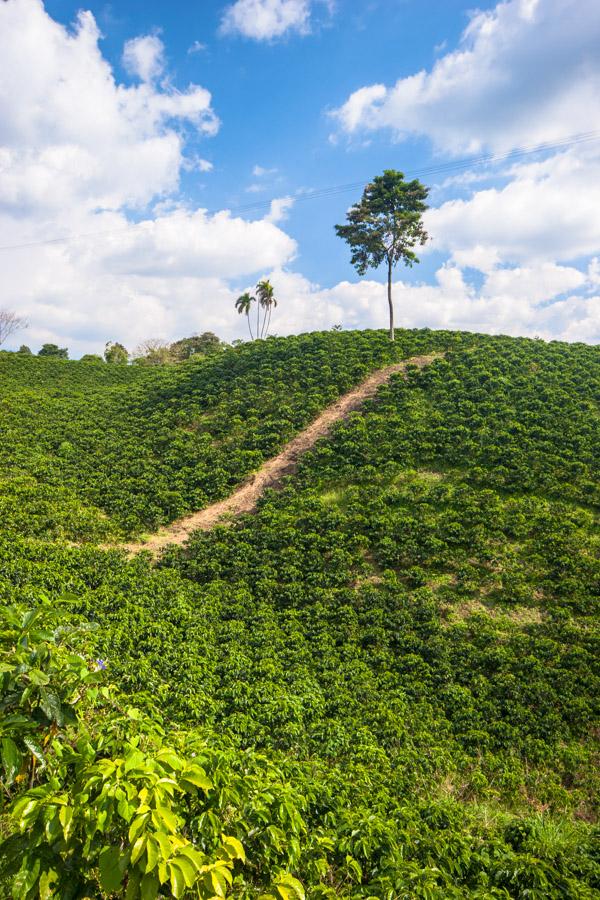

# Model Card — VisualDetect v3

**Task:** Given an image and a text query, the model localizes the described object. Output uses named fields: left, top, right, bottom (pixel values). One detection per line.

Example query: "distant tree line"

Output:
left=3, top=326, right=228, bottom=365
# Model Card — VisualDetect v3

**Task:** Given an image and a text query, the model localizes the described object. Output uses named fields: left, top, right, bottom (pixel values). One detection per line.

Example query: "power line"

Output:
left=1, top=129, right=599, bottom=253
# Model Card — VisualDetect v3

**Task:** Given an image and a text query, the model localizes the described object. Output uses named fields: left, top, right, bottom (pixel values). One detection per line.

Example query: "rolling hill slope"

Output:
left=1, top=330, right=599, bottom=899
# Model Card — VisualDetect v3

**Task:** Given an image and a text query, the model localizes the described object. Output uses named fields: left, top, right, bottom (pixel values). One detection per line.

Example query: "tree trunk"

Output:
left=247, top=312, right=254, bottom=341
left=387, top=258, right=394, bottom=341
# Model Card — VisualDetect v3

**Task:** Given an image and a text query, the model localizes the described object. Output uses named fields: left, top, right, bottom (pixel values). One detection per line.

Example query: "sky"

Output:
left=1, top=0, right=600, bottom=355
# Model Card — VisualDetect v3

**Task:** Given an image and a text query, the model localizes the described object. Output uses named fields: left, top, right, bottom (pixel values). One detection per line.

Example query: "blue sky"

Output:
left=45, top=0, right=482, bottom=286
left=1, top=0, right=600, bottom=353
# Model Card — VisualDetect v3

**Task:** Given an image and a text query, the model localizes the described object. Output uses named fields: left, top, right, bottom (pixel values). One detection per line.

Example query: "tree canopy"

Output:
left=335, top=170, right=429, bottom=340
left=38, top=343, right=68, bottom=359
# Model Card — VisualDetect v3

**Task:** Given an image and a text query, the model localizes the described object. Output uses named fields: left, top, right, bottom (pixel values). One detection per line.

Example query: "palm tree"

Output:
left=256, top=280, right=277, bottom=338
left=235, top=292, right=255, bottom=340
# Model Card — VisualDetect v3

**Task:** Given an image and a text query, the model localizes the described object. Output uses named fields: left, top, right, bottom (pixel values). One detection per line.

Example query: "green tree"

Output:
left=335, top=170, right=429, bottom=341
left=16, top=345, right=32, bottom=355
left=104, top=341, right=129, bottom=364
left=257, top=280, right=277, bottom=339
left=80, top=354, right=104, bottom=363
left=38, top=343, right=68, bottom=359
left=235, top=292, right=255, bottom=340
left=170, top=333, right=225, bottom=361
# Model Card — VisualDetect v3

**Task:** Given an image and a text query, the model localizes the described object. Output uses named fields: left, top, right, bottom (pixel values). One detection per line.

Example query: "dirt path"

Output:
left=122, top=354, right=441, bottom=555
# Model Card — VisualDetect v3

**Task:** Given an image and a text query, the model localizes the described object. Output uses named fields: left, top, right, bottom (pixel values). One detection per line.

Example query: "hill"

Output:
left=1, top=330, right=599, bottom=899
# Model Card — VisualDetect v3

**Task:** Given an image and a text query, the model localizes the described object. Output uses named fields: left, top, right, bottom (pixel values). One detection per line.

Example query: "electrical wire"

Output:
left=0, top=129, right=599, bottom=253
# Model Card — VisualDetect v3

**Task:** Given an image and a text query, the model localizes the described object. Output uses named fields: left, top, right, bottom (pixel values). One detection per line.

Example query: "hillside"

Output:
left=1, top=330, right=600, bottom=899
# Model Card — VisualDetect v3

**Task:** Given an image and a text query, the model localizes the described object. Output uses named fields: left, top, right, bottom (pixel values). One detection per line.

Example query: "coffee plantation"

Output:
left=1, top=329, right=599, bottom=898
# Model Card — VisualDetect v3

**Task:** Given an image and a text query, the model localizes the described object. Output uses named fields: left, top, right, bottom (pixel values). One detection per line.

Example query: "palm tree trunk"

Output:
left=247, top=311, right=254, bottom=340
left=387, top=258, right=394, bottom=341
left=256, top=301, right=261, bottom=340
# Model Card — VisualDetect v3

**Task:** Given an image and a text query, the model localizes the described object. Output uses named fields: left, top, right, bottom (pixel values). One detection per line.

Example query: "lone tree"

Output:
left=335, top=170, right=429, bottom=341
left=0, top=309, right=27, bottom=348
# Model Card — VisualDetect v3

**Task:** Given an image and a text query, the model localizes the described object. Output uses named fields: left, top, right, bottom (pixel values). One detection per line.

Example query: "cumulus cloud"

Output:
left=220, top=0, right=311, bottom=40
left=0, top=1, right=219, bottom=215
left=332, top=0, right=600, bottom=154
left=122, top=34, right=165, bottom=83
left=427, top=146, right=600, bottom=265
left=326, top=0, right=600, bottom=346
left=0, top=0, right=297, bottom=355
left=2, top=0, right=599, bottom=354
left=264, top=196, right=294, bottom=223
left=255, top=263, right=600, bottom=344
left=1, top=207, right=297, bottom=353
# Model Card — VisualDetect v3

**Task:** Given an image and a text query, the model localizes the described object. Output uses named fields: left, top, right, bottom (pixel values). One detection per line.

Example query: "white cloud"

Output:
left=2, top=0, right=599, bottom=355
left=227, top=265, right=600, bottom=341
left=220, top=0, right=311, bottom=41
left=332, top=0, right=600, bottom=154
left=122, top=34, right=165, bottom=83
left=253, top=164, right=278, bottom=177
left=0, top=1, right=219, bottom=215
left=264, top=196, right=294, bottom=223
left=188, top=40, right=207, bottom=54
left=0, top=1, right=296, bottom=355
left=1, top=206, right=297, bottom=353
left=182, top=155, right=214, bottom=173
left=427, top=145, right=600, bottom=265
left=255, top=263, right=600, bottom=344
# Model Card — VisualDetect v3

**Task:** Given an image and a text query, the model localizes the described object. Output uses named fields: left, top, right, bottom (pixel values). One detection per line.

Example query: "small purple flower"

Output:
left=96, top=658, right=107, bottom=670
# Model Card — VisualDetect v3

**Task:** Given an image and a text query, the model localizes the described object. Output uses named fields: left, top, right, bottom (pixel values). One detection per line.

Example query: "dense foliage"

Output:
left=0, top=330, right=456, bottom=537
left=1, top=329, right=599, bottom=897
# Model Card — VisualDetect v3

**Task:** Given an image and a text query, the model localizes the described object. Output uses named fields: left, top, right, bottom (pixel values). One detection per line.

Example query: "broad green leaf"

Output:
left=144, top=836, right=160, bottom=873
left=99, top=846, right=125, bottom=894
left=12, top=857, right=40, bottom=900
left=22, top=735, right=45, bottom=767
left=168, top=861, right=186, bottom=899
left=180, top=767, right=212, bottom=792
left=151, top=806, right=178, bottom=833
left=176, top=844, right=204, bottom=870
left=129, top=812, right=150, bottom=843
left=1, top=736, right=23, bottom=787
left=131, top=834, right=147, bottom=866
left=171, top=855, right=197, bottom=889
left=39, top=690, right=63, bottom=725
left=58, top=805, right=74, bottom=839
left=124, top=749, right=145, bottom=773
left=274, top=875, right=305, bottom=900
left=140, top=873, right=159, bottom=900
left=210, top=867, right=228, bottom=898
left=154, top=831, right=172, bottom=861
left=221, top=834, right=245, bottom=862
left=38, top=869, right=58, bottom=900
left=125, top=871, right=141, bottom=900
left=155, top=749, right=183, bottom=771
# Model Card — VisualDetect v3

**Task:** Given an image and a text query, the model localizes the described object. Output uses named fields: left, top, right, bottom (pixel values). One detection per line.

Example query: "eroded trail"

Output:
left=123, top=354, right=441, bottom=555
